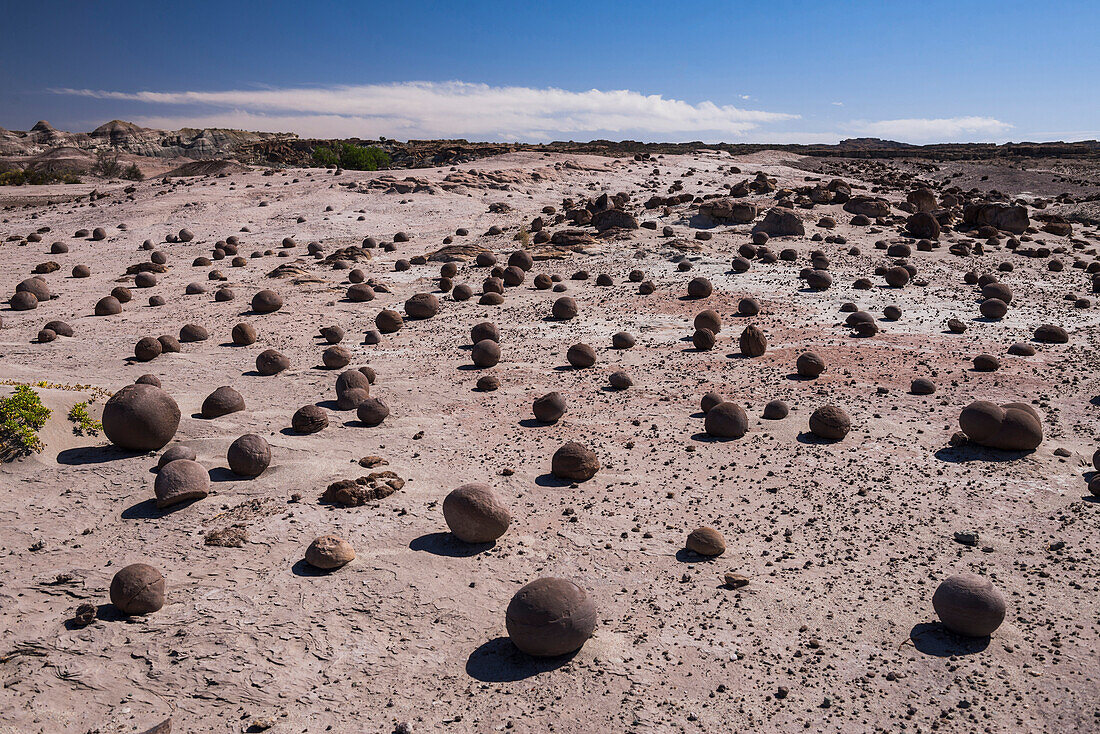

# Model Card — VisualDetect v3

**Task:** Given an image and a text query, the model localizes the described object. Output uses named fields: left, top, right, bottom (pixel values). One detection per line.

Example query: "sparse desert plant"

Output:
left=67, top=401, right=102, bottom=436
left=337, top=143, right=390, bottom=171
left=514, top=229, right=531, bottom=245
left=312, top=145, right=339, bottom=167
left=91, top=148, right=122, bottom=178
left=121, top=163, right=144, bottom=181
left=0, top=385, right=51, bottom=459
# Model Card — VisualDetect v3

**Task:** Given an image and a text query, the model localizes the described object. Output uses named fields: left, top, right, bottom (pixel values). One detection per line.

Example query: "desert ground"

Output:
left=1, top=149, right=1098, bottom=733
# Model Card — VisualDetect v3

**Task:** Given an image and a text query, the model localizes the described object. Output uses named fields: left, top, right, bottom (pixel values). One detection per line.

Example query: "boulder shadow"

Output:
left=315, top=399, right=342, bottom=411
left=409, top=532, right=494, bottom=557
left=121, top=497, right=196, bottom=519
left=675, top=548, right=719, bottom=564
left=796, top=431, right=838, bottom=445
left=909, top=622, right=990, bottom=656
left=290, top=559, right=332, bottom=577
left=690, top=432, right=724, bottom=443
left=57, top=444, right=141, bottom=465
left=519, top=418, right=552, bottom=428
left=208, top=466, right=240, bottom=482
left=465, top=637, right=577, bottom=682
left=534, top=473, right=572, bottom=488
left=933, top=445, right=1031, bottom=464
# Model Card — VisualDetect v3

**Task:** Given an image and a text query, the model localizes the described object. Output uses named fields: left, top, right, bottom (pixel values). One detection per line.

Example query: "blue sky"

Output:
left=2, top=0, right=1097, bottom=144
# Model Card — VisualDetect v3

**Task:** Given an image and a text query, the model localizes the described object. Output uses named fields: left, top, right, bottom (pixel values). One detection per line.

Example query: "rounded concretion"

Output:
left=305, top=535, right=355, bottom=570
left=932, top=573, right=1006, bottom=637
left=291, top=405, right=328, bottom=434
left=693, top=309, right=721, bottom=334
left=686, top=527, right=726, bottom=556
left=232, top=322, right=257, bottom=345
left=687, top=277, right=712, bottom=298
left=739, top=325, right=767, bottom=357
left=567, top=343, right=596, bottom=368
left=551, top=441, right=599, bottom=482
left=323, top=346, right=352, bottom=369
left=796, top=351, right=825, bottom=378
left=533, top=392, right=567, bottom=423
left=376, top=309, right=403, bottom=333
left=911, top=378, right=936, bottom=395
left=256, top=349, right=290, bottom=376
left=692, top=328, right=716, bottom=351
left=95, top=295, right=122, bottom=316
left=110, top=563, right=165, bottom=616
left=552, top=297, right=577, bottom=320
left=763, top=400, right=790, bottom=420
left=134, top=336, right=163, bottom=362
left=356, top=397, right=390, bottom=426
left=471, top=339, right=502, bottom=368
left=809, top=405, right=851, bottom=440
left=102, top=384, right=180, bottom=451
left=154, top=459, right=210, bottom=508
left=471, top=321, right=500, bottom=344
left=157, top=444, right=196, bottom=470
left=405, top=292, right=440, bottom=319
left=443, top=483, right=511, bottom=543
left=506, top=577, right=597, bottom=657
left=700, top=392, right=724, bottom=414
left=705, top=401, right=748, bottom=439
left=201, top=386, right=245, bottom=418
left=227, top=434, right=271, bottom=477
left=251, top=289, right=283, bottom=314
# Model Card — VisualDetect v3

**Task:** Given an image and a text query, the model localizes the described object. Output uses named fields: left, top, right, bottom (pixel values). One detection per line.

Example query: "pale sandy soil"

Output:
left=0, top=151, right=1098, bottom=734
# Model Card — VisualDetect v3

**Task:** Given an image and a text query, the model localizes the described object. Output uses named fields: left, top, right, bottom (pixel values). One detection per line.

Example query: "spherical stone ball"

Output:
left=739, top=324, right=767, bottom=357
left=149, top=295, right=166, bottom=307
left=179, top=323, right=209, bottom=342
left=185, top=282, right=207, bottom=295
left=705, top=402, right=748, bottom=439
left=608, top=370, right=633, bottom=390
left=693, top=309, right=721, bottom=334
left=405, top=292, right=439, bottom=319
left=323, top=346, right=352, bottom=369
left=981, top=281, right=1013, bottom=304
left=356, top=397, right=390, bottom=426
left=471, top=321, right=500, bottom=344
left=700, top=392, right=724, bottom=414
left=134, top=272, right=157, bottom=288
left=95, top=295, right=122, bottom=316
left=336, top=369, right=371, bottom=399
left=610, top=332, right=636, bottom=350
left=72, top=264, right=91, bottom=278
left=337, top=387, right=371, bottom=411
left=502, top=265, right=525, bottom=287
left=804, top=269, right=833, bottom=291
left=947, top=318, right=967, bottom=334
left=687, top=277, right=712, bottom=298
left=349, top=268, right=366, bottom=283
left=1008, top=342, right=1036, bottom=356
left=763, top=400, right=790, bottom=420
left=552, top=296, right=578, bottom=320
left=476, top=375, right=500, bottom=391
left=157, top=335, right=181, bottom=354
left=16, top=277, right=50, bottom=301
left=796, top=351, right=825, bottom=378
left=738, top=298, right=761, bottom=316
left=533, top=392, right=567, bottom=423
left=884, top=266, right=910, bottom=287
left=932, top=573, right=1007, bottom=637
left=551, top=441, right=600, bottom=482
left=479, top=292, right=504, bottom=306
left=251, top=289, right=283, bottom=314
left=135, top=374, right=162, bottom=387
left=692, top=328, right=716, bottom=351
left=157, top=444, right=197, bottom=470
left=154, top=458, right=210, bottom=508
left=452, top=284, right=473, bottom=301
left=533, top=273, right=553, bottom=289
left=809, top=405, right=851, bottom=440
left=320, top=325, right=345, bottom=344
left=364, top=329, right=382, bottom=344
left=232, top=322, right=257, bottom=346
left=201, top=386, right=245, bottom=418
left=567, top=343, right=596, bottom=368
left=256, top=349, right=290, bottom=376
left=305, top=535, right=355, bottom=570
left=292, top=405, right=328, bottom=434
left=102, top=383, right=180, bottom=451
left=910, top=378, right=936, bottom=395
left=482, top=277, right=504, bottom=295
left=979, top=298, right=1008, bottom=320
left=214, top=288, right=235, bottom=302
left=347, top=283, right=376, bottom=302
left=134, top=336, right=163, bottom=362
left=506, top=577, right=597, bottom=657
left=638, top=280, right=656, bottom=295
left=508, top=250, right=534, bottom=271
left=471, top=339, right=501, bottom=368
left=973, top=354, right=1000, bottom=372
left=110, top=563, right=165, bottom=616
left=443, top=483, right=511, bottom=543
left=1034, top=324, right=1068, bottom=344
left=730, top=256, right=751, bottom=273
left=227, top=434, right=271, bottom=477
left=686, top=527, right=726, bottom=556
left=959, top=401, right=1042, bottom=451
left=44, top=320, right=73, bottom=337
left=376, top=309, right=403, bottom=333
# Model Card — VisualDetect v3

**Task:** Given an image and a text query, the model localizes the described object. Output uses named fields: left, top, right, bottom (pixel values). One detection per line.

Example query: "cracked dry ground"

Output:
left=0, top=150, right=1098, bottom=733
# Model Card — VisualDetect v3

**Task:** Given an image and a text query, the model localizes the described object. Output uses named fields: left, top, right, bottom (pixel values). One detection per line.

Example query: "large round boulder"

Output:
left=102, top=384, right=180, bottom=451
left=506, top=578, right=597, bottom=657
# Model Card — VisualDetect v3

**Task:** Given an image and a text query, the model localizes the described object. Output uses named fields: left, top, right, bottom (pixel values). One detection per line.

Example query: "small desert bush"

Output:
left=312, top=146, right=339, bottom=167
left=0, top=385, right=51, bottom=458
left=121, top=163, right=144, bottom=181
left=67, top=401, right=101, bottom=436
left=91, top=148, right=122, bottom=178
left=0, top=169, right=81, bottom=186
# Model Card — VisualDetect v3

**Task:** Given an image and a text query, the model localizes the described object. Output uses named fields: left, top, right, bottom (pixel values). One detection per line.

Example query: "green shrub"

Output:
left=338, top=144, right=390, bottom=171
left=0, top=386, right=51, bottom=457
left=91, top=148, right=122, bottom=178
left=121, top=164, right=144, bottom=181
left=312, top=146, right=339, bottom=167
left=67, top=401, right=101, bottom=436
left=0, top=169, right=81, bottom=186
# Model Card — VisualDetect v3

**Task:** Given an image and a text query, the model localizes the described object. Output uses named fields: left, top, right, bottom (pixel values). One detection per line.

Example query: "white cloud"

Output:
left=844, top=116, right=1012, bottom=143
left=54, top=81, right=799, bottom=142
